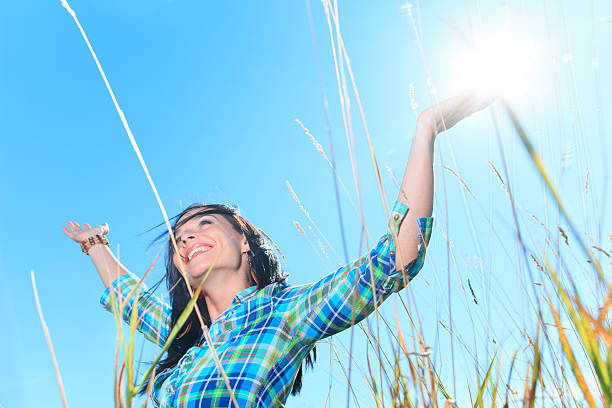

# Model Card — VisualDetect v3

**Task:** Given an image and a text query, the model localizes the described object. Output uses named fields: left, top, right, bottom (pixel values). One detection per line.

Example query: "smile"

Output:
left=186, top=244, right=213, bottom=263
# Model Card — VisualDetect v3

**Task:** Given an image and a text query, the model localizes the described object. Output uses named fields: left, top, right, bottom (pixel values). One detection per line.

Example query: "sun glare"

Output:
left=453, top=33, right=539, bottom=96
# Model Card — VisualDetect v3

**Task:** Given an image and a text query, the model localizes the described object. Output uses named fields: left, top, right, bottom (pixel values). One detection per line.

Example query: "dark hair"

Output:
left=141, top=203, right=316, bottom=396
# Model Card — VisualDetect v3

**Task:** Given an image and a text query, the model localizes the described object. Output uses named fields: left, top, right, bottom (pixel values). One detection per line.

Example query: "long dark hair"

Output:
left=142, top=204, right=316, bottom=395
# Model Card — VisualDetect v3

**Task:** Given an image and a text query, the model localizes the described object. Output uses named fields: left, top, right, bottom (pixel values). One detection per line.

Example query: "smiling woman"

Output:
left=62, top=91, right=491, bottom=407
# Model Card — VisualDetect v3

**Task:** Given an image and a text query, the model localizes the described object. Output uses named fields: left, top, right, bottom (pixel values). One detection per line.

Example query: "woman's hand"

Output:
left=418, top=90, right=495, bottom=137
left=63, top=221, right=127, bottom=287
left=62, top=221, right=108, bottom=243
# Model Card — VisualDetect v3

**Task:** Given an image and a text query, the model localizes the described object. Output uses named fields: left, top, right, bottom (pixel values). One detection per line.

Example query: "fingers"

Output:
left=63, top=221, right=109, bottom=239
left=62, top=221, right=82, bottom=241
left=65, top=221, right=82, bottom=232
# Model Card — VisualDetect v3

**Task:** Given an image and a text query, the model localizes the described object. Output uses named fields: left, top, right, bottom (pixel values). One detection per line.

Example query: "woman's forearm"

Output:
left=88, top=244, right=130, bottom=288
left=395, top=118, right=435, bottom=267
left=63, top=221, right=130, bottom=288
left=393, top=91, right=493, bottom=269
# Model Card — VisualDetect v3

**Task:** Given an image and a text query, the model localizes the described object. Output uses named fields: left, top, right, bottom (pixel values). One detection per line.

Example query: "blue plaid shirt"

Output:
left=101, top=201, right=433, bottom=407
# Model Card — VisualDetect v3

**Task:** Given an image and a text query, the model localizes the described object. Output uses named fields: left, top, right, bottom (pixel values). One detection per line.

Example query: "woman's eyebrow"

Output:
left=175, top=214, right=216, bottom=241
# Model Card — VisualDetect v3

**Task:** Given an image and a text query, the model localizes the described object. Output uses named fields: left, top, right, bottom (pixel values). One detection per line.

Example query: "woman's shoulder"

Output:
left=263, top=280, right=316, bottom=307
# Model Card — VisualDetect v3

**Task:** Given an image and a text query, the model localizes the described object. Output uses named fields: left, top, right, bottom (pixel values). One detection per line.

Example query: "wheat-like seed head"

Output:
left=292, top=220, right=305, bottom=234
left=400, top=2, right=413, bottom=19
left=409, top=82, right=418, bottom=113
left=295, top=118, right=328, bottom=160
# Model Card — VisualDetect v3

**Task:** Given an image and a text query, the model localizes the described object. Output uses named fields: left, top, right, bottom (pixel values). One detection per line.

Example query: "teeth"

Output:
left=187, top=246, right=210, bottom=262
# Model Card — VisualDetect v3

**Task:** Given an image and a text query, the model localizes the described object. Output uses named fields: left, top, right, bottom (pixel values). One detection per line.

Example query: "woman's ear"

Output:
left=241, top=236, right=251, bottom=253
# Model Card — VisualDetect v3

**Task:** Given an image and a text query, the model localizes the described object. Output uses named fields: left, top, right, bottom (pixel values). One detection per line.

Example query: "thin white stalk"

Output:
left=31, top=270, right=69, bottom=408
left=57, top=2, right=239, bottom=407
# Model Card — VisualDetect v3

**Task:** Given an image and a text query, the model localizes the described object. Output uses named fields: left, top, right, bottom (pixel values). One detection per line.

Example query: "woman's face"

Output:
left=172, top=210, right=250, bottom=288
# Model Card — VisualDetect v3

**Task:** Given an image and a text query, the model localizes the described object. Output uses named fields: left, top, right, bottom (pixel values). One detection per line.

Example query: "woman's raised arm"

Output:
left=63, top=221, right=172, bottom=345
left=280, top=91, right=493, bottom=343
left=394, top=91, right=493, bottom=269
left=62, top=221, right=129, bottom=288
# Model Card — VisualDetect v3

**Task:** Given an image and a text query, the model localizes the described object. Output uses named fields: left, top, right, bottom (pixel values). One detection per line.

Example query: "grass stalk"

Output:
left=30, top=270, right=69, bottom=408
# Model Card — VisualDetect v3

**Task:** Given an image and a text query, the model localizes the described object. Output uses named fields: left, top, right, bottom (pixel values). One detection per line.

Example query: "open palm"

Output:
left=421, top=90, right=495, bottom=135
left=62, top=221, right=108, bottom=243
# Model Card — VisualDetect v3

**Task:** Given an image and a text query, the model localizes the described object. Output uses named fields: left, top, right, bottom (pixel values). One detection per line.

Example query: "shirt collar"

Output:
left=232, top=285, right=258, bottom=305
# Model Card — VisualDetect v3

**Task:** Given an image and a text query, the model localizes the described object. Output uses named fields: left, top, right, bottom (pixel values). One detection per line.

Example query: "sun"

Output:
left=452, top=32, right=539, bottom=97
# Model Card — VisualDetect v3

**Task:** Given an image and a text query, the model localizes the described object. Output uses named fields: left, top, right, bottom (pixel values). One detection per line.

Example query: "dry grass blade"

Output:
left=295, top=117, right=361, bottom=218
left=409, top=82, right=418, bottom=118
left=546, top=273, right=598, bottom=408
left=324, top=0, right=391, bottom=220
left=592, top=246, right=610, bottom=258
left=529, top=254, right=544, bottom=272
left=524, top=329, right=541, bottom=408
left=295, top=118, right=329, bottom=161
left=441, top=164, right=475, bottom=198
left=504, top=349, right=519, bottom=407
left=135, top=248, right=223, bottom=390
left=286, top=180, right=343, bottom=262
left=502, top=100, right=604, bottom=283
left=558, top=227, right=569, bottom=246
left=550, top=300, right=598, bottom=406
left=489, top=160, right=507, bottom=190
left=118, top=362, right=126, bottom=407
left=257, top=228, right=286, bottom=261
left=365, top=352, right=382, bottom=408
left=467, top=278, right=478, bottom=304
left=585, top=170, right=590, bottom=195
left=491, top=359, right=501, bottom=408
left=529, top=213, right=549, bottom=232
left=30, top=270, right=69, bottom=408
left=474, top=351, right=496, bottom=408
left=57, top=1, right=240, bottom=405
left=140, top=367, right=156, bottom=408
left=578, top=303, right=612, bottom=350
left=550, top=263, right=612, bottom=404
left=293, top=220, right=305, bottom=234
left=598, top=287, right=612, bottom=323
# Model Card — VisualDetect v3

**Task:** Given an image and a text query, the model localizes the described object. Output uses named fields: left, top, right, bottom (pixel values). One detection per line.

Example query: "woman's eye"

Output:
left=199, top=219, right=212, bottom=226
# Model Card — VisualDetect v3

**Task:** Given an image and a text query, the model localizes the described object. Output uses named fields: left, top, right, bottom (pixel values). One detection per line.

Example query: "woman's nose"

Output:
left=180, top=234, right=196, bottom=245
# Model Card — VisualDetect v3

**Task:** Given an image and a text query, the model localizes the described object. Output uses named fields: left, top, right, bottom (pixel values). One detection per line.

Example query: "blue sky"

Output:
left=1, top=1, right=611, bottom=407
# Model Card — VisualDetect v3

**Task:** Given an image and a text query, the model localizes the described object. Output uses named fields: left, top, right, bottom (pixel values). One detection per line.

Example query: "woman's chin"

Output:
left=188, top=268, right=213, bottom=289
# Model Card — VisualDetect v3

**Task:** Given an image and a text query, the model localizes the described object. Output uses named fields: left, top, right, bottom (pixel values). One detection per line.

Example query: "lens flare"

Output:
left=453, top=33, right=539, bottom=96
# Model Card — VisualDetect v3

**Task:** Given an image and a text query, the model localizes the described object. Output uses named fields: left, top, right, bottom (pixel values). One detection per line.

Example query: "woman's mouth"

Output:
left=186, top=244, right=213, bottom=263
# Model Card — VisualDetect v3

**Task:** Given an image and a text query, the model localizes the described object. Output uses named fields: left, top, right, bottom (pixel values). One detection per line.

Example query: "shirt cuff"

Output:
left=381, top=208, right=434, bottom=293
left=402, top=216, right=434, bottom=279
left=100, top=272, right=142, bottom=312
left=388, top=200, right=409, bottom=235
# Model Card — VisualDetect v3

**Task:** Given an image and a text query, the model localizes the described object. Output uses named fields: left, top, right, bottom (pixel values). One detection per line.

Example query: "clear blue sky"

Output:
left=1, top=1, right=610, bottom=407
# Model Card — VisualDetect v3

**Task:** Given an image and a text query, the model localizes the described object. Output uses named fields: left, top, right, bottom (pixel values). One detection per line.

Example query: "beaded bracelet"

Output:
left=80, top=234, right=110, bottom=255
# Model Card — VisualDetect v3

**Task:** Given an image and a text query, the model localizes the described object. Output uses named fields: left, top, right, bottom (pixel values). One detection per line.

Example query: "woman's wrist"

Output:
left=80, top=234, right=110, bottom=255
left=415, top=111, right=437, bottom=145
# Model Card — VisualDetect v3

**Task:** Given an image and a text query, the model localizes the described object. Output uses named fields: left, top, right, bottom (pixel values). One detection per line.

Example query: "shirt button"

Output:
left=393, top=214, right=400, bottom=221
left=382, top=281, right=394, bottom=292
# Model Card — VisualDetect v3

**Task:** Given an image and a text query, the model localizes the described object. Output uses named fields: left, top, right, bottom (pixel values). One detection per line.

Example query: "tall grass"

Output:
left=33, top=1, right=610, bottom=407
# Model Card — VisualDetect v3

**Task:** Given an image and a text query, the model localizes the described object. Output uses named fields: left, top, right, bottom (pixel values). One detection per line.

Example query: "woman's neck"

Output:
left=199, top=268, right=252, bottom=323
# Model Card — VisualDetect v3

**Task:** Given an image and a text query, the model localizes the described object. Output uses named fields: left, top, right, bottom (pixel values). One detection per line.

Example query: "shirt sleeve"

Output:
left=281, top=201, right=434, bottom=343
left=100, top=272, right=172, bottom=346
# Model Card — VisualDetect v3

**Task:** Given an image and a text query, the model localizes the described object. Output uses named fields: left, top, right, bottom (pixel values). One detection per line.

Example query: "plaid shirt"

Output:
left=101, top=201, right=433, bottom=407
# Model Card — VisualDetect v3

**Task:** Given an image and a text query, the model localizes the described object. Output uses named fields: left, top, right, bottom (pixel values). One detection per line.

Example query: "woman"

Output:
left=63, top=91, right=492, bottom=407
